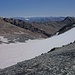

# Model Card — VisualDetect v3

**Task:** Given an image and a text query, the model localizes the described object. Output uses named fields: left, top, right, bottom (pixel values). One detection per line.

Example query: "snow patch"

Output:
left=25, top=19, right=30, bottom=20
left=0, top=28, right=75, bottom=68
left=0, top=36, right=8, bottom=42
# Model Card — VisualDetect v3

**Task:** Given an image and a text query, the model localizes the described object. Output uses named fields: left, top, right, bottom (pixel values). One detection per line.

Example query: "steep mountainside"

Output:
left=58, top=17, right=75, bottom=34
left=62, top=17, right=75, bottom=24
left=3, top=17, right=75, bottom=37
left=0, top=42, right=75, bottom=75
left=31, top=17, right=75, bottom=35
left=0, top=18, right=33, bottom=35
left=0, top=17, right=75, bottom=43
left=0, top=18, right=47, bottom=43
left=3, top=18, right=52, bottom=37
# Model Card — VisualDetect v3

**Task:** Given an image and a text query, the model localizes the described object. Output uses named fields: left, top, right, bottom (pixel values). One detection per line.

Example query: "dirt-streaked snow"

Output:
left=0, top=36, right=8, bottom=42
left=0, top=28, right=75, bottom=69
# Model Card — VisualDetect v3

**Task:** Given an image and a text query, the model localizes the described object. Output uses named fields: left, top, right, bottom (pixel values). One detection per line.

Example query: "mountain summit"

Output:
left=62, top=16, right=75, bottom=24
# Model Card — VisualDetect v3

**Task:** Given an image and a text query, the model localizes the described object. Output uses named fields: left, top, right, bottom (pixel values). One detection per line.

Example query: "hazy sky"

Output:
left=0, top=0, right=75, bottom=17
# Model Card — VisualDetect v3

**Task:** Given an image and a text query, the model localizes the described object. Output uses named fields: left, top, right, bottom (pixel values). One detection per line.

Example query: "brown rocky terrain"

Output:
left=0, top=16, right=75, bottom=43
left=3, top=17, right=75, bottom=36
left=0, top=17, right=48, bottom=43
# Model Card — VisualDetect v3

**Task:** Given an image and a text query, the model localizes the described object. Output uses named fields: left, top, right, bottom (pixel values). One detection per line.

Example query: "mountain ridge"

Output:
left=0, top=16, right=75, bottom=43
left=3, top=17, right=75, bottom=36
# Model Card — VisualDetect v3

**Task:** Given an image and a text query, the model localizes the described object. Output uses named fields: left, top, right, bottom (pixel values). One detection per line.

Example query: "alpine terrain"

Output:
left=0, top=16, right=75, bottom=75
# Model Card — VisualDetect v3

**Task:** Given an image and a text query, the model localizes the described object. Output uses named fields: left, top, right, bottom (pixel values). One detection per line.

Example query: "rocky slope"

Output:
left=31, top=17, right=75, bottom=35
left=0, top=42, right=75, bottom=75
left=0, top=17, right=75, bottom=43
left=3, top=18, right=53, bottom=37
left=0, top=17, right=46, bottom=43
left=58, top=17, right=75, bottom=34
left=2, top=17, right=75, bottom=37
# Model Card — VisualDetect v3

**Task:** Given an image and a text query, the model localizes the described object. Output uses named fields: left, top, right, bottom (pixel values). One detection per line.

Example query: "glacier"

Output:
left=0, top=27, right=75, bottom=69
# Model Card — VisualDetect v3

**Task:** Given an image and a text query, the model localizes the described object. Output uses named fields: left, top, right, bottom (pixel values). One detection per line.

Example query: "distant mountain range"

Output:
left=13, top=17, right=65, bottom=23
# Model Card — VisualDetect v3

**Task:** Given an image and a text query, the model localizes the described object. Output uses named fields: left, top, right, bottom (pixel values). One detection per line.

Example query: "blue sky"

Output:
left=0, top=0, right=75, bottom=17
